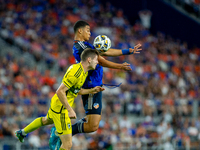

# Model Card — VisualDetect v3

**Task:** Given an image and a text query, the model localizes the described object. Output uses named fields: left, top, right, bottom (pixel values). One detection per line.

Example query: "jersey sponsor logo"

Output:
left=93, top=103, right=99, bottom=109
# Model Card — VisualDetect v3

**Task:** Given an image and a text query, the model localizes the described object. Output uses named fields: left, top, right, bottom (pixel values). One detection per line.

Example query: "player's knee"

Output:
left=41, top=117, right=51, bottom=125
left=89, top=122, right=99, bottom=132
left=61, top=141, right=72, bottom=150
left=41, top=117, right=47, bottom=125
left=91, top=126, right=98, bottom=132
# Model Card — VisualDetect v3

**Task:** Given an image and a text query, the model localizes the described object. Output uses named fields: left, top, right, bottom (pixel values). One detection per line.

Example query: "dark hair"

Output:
left=81, top=48, right=99, bottom=61
left=74, top=20, right=89, bottom=33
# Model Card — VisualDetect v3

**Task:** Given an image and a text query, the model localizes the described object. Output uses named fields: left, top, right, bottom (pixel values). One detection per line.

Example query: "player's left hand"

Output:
left=91, top=86, right=105, bottom=94
left=129, top=43, right=142, bottom=54
left=121, top=62, right=132, bottom=71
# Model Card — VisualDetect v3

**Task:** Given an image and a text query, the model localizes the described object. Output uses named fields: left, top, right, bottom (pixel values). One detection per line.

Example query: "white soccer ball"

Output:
left=93, top=35, right=111, bottom=53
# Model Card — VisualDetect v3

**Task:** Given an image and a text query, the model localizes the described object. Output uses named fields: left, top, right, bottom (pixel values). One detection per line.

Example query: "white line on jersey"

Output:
left=78, top=41, right=87, bottom=49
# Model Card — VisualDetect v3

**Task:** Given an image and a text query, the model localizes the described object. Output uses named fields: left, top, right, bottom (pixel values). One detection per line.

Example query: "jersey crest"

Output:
left=93, top=103, right=99, bottom=109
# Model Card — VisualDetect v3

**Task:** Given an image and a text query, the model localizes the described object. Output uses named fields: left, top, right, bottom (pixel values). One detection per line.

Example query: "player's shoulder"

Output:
left=68, top=63, right=80, bottom=72
left=74, top=40, right=87, bottom=50
left=74, top=40, right=93, bottom=50
left=85, top=41, right=94, bottom=49
left=68, top=63, right=83, bottom=78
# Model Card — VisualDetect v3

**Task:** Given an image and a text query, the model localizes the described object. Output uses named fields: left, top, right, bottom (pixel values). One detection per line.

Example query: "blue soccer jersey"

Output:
left=73, top=40, right=103, bottom=88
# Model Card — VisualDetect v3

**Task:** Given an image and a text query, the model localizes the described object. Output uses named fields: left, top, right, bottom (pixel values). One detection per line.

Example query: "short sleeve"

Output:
left=62, top=73, right=76, bottom=88
left=62, top=66, right=76, bottom=88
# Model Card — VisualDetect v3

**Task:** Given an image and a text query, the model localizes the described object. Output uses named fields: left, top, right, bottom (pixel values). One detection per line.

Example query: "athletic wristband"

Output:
left=122, top=49, right=130, bottom=55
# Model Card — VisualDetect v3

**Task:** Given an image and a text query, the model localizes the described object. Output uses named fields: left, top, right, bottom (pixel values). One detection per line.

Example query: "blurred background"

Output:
left=0, top=0, right=200, bottom=149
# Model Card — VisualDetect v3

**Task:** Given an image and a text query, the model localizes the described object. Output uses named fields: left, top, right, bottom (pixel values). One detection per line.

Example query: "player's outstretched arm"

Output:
left=101, top=43, right=142, bottom=56
left=98, top=56, right=132, bottom=71
left=78, top=86, right=105, bottom=95
left=56, top=83, right=76, bottom=119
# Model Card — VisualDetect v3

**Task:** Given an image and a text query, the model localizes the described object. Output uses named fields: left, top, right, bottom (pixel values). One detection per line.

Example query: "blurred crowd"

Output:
left=0, top=0, right=200, bottom=149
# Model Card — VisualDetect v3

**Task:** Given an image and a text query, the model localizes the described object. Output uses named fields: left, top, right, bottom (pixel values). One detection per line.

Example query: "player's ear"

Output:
left=78, top=28, right=82, bottom=34
left=88, top=57, right=91, bottom=63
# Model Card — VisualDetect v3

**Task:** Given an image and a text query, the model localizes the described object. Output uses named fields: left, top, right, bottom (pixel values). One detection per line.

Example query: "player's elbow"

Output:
left=98, top=60, right=105, bottom=67
left=56, top=88, right=61, bottom=95
left=56, top=88, right=64, bottom=97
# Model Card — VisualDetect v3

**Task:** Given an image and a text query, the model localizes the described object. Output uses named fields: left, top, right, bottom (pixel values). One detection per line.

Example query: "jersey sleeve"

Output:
left=73, top=41, right=95, bottom=63
left=62, top=67, right=77, bottom=89
left=73, top=42, right=86, bottom=63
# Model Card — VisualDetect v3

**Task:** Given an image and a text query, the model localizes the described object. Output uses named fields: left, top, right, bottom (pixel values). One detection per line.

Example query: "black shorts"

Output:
left=82, top=91, right=102, bottom=115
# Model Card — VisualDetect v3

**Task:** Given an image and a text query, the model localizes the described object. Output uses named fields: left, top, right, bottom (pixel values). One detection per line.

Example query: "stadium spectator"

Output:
left=0, top=0, right=199, bottom=149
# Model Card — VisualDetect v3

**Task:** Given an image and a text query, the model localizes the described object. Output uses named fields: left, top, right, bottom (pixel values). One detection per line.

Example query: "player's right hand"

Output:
left=121, top=62, right=132, bottom=71
left=68, top=109, right=77, bottom=119
left=91, top=86, right=105, bottom=94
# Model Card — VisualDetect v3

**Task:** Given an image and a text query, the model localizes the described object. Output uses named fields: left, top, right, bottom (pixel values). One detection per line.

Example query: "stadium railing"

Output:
left=163, top=0, right=200, bottom=18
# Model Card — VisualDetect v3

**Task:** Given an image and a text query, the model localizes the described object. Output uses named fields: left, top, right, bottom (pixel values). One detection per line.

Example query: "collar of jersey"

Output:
left=74, top=40, right=85, bottom=43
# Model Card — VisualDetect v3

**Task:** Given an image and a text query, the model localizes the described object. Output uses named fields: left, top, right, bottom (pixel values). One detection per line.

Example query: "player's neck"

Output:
left=74, top=35, right=85, bottom=41
left=80, top=62, right=89, bottom=73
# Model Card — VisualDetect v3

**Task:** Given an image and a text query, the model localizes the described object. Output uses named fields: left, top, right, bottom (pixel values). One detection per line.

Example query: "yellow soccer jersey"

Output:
left=50, top=63, right=88, bottom=113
